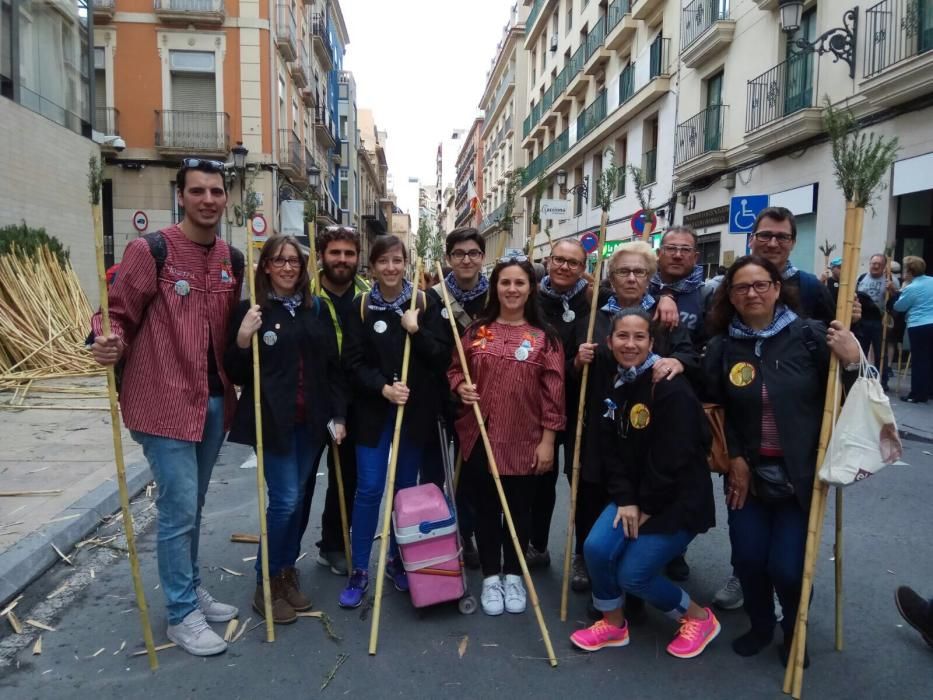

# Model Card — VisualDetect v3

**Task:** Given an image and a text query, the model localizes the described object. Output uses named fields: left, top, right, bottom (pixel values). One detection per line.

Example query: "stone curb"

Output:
left=0, top=459, right=152, bottom=606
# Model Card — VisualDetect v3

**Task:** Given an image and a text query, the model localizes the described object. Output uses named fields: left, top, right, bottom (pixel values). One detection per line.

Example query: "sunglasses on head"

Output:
left=499, top=255, right=529, bottom=264
left=324, top=225, right=358, bottom=233
left=181, top=158, right=226, bottom=172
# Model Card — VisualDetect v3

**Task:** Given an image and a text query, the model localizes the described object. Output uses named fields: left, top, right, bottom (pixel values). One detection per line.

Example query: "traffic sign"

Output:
left=580, top=231, right=599, bottom=254
left=250, top=214, right=268, bottom=237
left=132, top=210, right=148, bottom=233
left=631, top=209, right=657, bottom=235
left=729, top=195, right=769, bottom=234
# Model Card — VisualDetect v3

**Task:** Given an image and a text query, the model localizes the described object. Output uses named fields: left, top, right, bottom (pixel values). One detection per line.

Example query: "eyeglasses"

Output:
left=730, top=280, right=776, bottom=296
left=753, top=231, right=794, bottom=244
left=269, top=256, right=302, bottom=269
left=499, top=255, right=529, bottom=263
left=449, top=249, right=484, bottom=262
left=610, top=267, right=649, bottom=279
left=550, top=255, right=585, bottom=271
left=660, top=245, right=695, bottom=256
left=181, top=158, right=225, bottom=172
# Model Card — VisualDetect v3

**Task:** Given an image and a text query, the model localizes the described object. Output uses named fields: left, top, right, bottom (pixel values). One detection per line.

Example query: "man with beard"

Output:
left=302, top=226, right=370, bottom=576
left=649, top=226, right=708, bottom=347
left=856, top=253, right=898, bottom=381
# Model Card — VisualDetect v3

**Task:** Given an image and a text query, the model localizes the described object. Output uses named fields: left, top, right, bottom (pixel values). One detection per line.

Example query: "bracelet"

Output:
left=844, top=361, right=860, bottom=372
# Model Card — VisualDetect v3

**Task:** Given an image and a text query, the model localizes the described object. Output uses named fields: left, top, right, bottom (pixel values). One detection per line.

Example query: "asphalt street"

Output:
left=1, top=436, right=932, bottom=699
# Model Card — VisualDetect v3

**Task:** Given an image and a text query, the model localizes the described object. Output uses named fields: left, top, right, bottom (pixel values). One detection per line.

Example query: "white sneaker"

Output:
left=504, top=574, right=526, bottom=614
left=712, top=575, right=744, bottom=610
left=774, top=592, right=784, bottom=623
left=196, top=586, right=239, bottom=622
left=166, top=609, right=227, bottom=656
left=481, top=575, right=505, bottom=616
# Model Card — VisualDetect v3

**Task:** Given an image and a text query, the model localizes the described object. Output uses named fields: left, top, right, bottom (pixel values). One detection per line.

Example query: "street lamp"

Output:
left=555, top=169, right=589, bottom=203
left=307, top=163, right=321, bottom=191
left=230, top=141, right=248, bottom=227
left=231, top=141, right=248, bottom=170
left=778, top=0, right=858, bottom=80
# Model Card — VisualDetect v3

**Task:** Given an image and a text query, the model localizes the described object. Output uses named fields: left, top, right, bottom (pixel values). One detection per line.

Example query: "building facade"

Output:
left=478, top=2, right=529, bottom=255
left=454, top=116, right=485, bottom=230
left=672, top=0, right=933, bottom=274
left=357, top=106, right=389, bottom=267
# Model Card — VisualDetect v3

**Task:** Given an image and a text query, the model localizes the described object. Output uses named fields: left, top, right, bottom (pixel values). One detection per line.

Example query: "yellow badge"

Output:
left=629, top=403, right=651, bottom=430
left=729, top=361, right=756, bottom=387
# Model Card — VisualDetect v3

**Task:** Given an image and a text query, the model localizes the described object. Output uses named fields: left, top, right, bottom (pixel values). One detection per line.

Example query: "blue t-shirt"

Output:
left=893, top=275, right=933, bottom=328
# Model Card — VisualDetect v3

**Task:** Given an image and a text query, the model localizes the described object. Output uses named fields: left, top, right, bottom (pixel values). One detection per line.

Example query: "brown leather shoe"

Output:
left=281, top=567, right=312, bottom=612
left=252, top=576, right=297, bottom=624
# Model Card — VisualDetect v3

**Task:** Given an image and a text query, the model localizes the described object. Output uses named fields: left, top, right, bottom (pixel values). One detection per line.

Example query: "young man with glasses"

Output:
left=528, top=239, right=591, bottom=572
left=649, top=226, right=708, bottom=347
left=90, top=158, right=242, bottom=656
left=301, top=226, right=370, bottom=577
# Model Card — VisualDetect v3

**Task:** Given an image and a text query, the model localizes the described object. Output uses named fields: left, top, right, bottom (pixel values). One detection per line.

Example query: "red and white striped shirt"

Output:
left=759, top=383, right=784, bottom=457
left=91, top=225, right=242, bottom=441
left=448, top=321, right=565, bottom=476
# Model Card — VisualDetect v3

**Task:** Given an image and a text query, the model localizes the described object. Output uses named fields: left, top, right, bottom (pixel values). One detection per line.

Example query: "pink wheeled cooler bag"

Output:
left=393, top=483, right=464, bottom=608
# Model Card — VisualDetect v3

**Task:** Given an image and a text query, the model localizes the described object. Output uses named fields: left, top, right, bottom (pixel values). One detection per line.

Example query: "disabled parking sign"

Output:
left=729, top=195, right=769, bottom=234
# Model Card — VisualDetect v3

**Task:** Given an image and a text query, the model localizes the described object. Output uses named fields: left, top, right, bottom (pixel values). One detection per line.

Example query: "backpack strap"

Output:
left=230, top=245, right=245, bottom=281
left=359, top=292, right=369, bottom=323
left=141, top=231, right=168, bottom=277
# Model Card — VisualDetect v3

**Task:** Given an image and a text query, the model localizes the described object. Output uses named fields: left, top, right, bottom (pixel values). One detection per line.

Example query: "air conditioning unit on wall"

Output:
left=550, top=34, right=558, bottom=52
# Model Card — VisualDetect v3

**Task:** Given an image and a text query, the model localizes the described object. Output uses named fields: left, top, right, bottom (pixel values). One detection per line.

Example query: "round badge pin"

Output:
left=729, top=362, right=756, bottom=388
left=562, top=309, right=576, bottom=323
left=441, top=307, right=449, bottom=320
left=263, top=331, right=277, bottom=346
left=373, top=320, right=388, bottom=334
left=629, top=403, right=651, bottom=429
left=174, top=280, right=190, bottom=297
left=514, top=346, right=529, bottom=362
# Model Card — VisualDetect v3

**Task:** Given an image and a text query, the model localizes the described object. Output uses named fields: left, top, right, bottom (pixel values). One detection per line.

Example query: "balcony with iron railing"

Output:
left=155, top=110, right=229, bottom=154
left=680, top=0, right=735, bottom=68
left=484, top=65, right=516, bottom=126
left=95, top=107, right=120, bottom=137
left=153, top=0, right=224, bottom=24
left=606, top=0, right=637, bottom=51
left=290, top=42, right=309, bottom=89
left=278, top=129, right=305, bottom=179
left=745, top=54, right=822, bottom=154
left=577, top=89, right=608, bottom=141
left=314, top=107, right=337, bottom=148
left=480, top=201, right=508, bottom=233
left=93, top=0, right=114, bottom=21
left=525, top=0, right=556, bottom=46
left=642, top=148, right=658, bottom=184
left=649, top=35, right=671, bottom=78
left=674, top=104, right=729, bottom=182
left=861, top=0, right=933, bottom=108
left=276, top=2, right=298, bottom=62
left=632, top=0, right=664, bottom=23
left=311, top=12, right=333, bottom=69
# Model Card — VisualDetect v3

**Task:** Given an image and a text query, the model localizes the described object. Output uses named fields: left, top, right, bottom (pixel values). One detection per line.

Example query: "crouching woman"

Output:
left=571, top=308, right=718, bottom=659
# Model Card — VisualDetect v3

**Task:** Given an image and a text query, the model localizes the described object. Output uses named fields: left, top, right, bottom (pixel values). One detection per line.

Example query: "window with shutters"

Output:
left=166, top=50, right=219, bottom=150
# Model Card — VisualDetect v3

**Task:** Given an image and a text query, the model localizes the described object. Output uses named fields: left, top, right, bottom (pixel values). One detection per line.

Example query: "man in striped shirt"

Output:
left=90, top=159, right=242, bottom=657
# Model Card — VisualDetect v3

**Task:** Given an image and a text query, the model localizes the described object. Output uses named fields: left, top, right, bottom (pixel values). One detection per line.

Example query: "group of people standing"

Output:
left=93, top=158, right=882, bottom=667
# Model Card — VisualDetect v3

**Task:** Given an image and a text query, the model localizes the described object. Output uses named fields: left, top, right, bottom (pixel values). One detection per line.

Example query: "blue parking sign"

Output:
left=729, top=195, right=769, bottom=234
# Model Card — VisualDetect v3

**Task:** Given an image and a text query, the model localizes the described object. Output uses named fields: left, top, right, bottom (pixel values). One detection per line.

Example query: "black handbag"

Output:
left=752, top=461, right=795, bottom=502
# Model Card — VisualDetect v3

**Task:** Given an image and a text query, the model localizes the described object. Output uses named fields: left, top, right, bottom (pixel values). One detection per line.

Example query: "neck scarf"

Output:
left=368, top=279, right=413, bottom=316
left=729, top=303, right=799, bottom=357
left=614, top=352, right=660, bottom=387
left=445, top=271, right=489, bottom=304
left=270, top=291, right=304, bottom=317
left=652, top=265, right=705, bottom=294
left=601, top=293, right=656, bottom=315
left=782, top=261, right=800, bottom=281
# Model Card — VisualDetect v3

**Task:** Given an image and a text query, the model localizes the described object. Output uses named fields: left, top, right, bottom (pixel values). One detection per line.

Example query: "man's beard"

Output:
left=323, top=260, right=355, bottom=285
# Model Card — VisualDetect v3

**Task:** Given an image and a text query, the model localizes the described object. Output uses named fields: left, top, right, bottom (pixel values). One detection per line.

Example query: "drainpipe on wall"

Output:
left=269, top=0, right=279, bottom=234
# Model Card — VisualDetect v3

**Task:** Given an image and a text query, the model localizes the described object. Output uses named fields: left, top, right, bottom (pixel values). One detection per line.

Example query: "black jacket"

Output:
left=225, top=297, right=347, bottom=454
left=703, top=318, right=841, bottom=511
left=342, top=291, right=449, bottom=447
left=586, top=367, right=715, bottom=536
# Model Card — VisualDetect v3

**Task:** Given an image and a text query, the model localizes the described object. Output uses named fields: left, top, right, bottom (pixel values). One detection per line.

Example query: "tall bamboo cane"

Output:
left=368, top=259, right=423, bottom=655
left=306, top=221, right=352, bottom=573
left=89, top=157, right=158, bottom=670
left=559, top=208, right=609, bottom=621
left=246, top=221, right=275, bottom=642
left=435, top=261, right=558, bottom=667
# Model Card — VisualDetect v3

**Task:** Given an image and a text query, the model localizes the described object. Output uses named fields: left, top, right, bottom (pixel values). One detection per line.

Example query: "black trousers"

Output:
left=466, top=448, right=536, bottom=577
left=299, top=439, right=357, bottom=555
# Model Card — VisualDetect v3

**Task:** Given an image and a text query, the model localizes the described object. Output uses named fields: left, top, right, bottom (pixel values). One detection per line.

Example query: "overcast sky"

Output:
left=342, top=0, right=514, bottom=217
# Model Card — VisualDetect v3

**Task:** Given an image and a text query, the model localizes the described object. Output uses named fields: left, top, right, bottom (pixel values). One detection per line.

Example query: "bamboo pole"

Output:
left=435, top=261, right=558, bottom=667
left=246, top=220, right=275, bottom=642
left=784, top=203, right=864, bottom=698
left=559, top=209, right=610, bottom=622
left=90, top=173, right=158, bottom=671
left=368, top=259, right=423, bottom=656
left=452, top=450, right=463, bottom=492
left=306, top=218, right=352, bottom=575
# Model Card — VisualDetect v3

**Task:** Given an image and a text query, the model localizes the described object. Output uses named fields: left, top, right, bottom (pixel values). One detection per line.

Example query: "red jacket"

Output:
left=91, top=225, right=243, bottom=441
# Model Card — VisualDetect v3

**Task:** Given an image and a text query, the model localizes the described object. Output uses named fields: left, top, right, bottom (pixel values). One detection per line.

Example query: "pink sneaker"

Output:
left=667, top=607, right=720, bottom=659
left=570, top=618, right=630, bottom=652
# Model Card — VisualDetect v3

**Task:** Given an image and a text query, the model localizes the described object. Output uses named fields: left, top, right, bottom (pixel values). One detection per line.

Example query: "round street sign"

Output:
left=630, top=209, right=658, bottom=235
left=132, top=210, right=149, bottom=233
left=580, top=231, right=599, bottom=254
left=250, top=214, right=268, bottom=237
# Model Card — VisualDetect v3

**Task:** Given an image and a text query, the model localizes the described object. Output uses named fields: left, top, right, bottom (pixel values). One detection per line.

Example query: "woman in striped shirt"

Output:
left=448, top=256, right=565, bottom=617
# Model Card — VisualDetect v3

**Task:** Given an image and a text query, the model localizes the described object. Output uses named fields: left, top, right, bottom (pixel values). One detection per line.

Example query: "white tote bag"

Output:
left=818, top=351, right=903, bottom=486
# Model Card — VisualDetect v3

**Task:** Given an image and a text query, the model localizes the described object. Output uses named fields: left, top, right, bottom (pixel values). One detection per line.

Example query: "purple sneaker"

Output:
left=338, top=569, right=369, bottom=609
left=385, top=558, right=409, bottom=592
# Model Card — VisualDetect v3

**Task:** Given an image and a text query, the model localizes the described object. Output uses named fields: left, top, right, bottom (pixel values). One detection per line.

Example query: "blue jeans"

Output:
left=728, top=494, right=808, bottom=637
left=351, top=417, right=422, bottom=571
left=256, top=429, right=321, bottom=581
left=584, top=504, right=694, bottom=618
left=131, top=396, right=226, bottom=625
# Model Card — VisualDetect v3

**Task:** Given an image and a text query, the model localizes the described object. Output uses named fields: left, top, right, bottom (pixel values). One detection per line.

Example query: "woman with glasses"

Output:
left=449, top=256, right=565, bottom=616
left=570, top=308, right=719, bottom=659
left=703, top=255, right=859, bottom=665
left=338, top=235, right=449, bottom=608
left=225, top=235, right=347, bottom=624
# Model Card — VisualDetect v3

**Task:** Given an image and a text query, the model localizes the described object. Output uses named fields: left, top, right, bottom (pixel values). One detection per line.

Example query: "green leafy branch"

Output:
left=627, top=164, right=653, bottom=214
left=88, top=156, right=104, bottom=207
